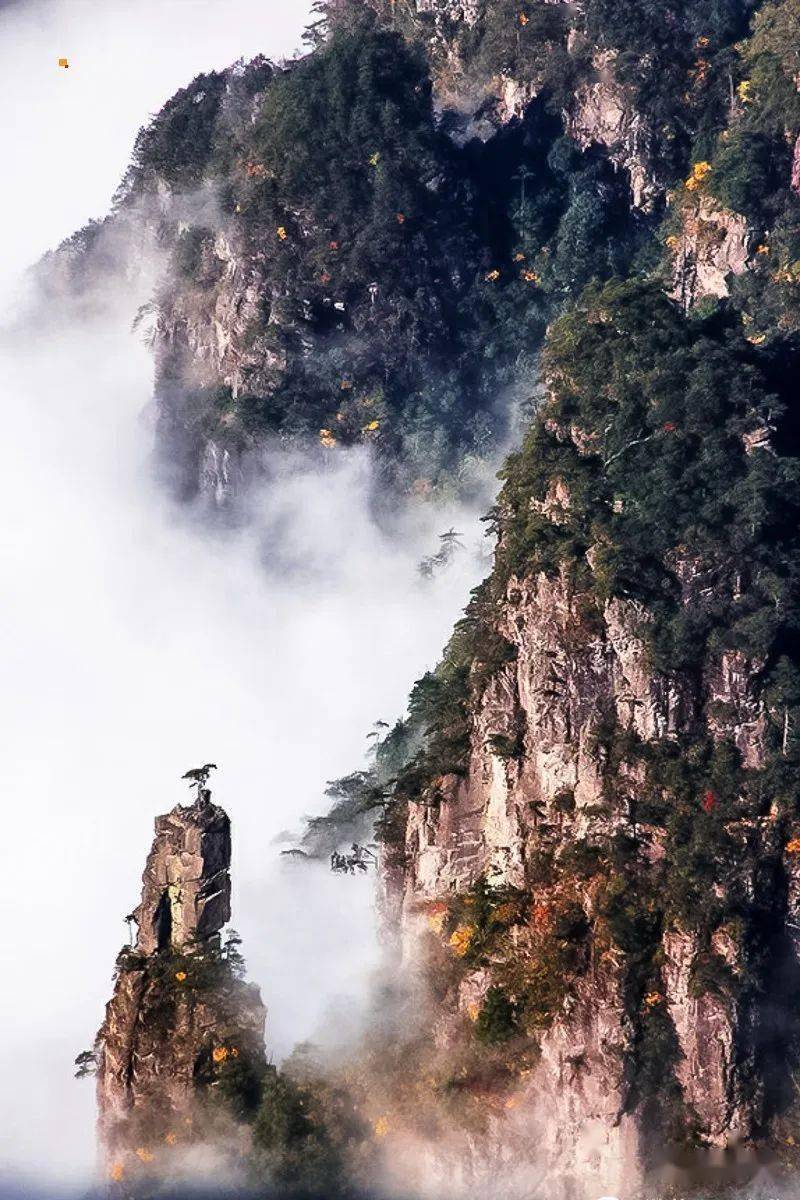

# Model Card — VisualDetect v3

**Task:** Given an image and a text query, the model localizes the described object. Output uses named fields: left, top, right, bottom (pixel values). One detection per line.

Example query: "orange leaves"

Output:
left=644, top=992, right=664, bottom=1008
left=373, top=1115, right=390, bottom=1138
left=320, top=429, right=337, bottom=448
left=520, top=268, right=539, bottom=284
left=175, top=971, right=187, bottom=982
left=135, top=1147, right=155, bottom=1164
left=58, top=58, right=70, bottom=69
left=245, top=161, right=268, bottom=180
left=110, top=1162, right=125, bottom=1183
left=212, top=1046, right=229, bottom=1064
left=786, top=837, right=800, bottom=854
left=276, top=226, right=288, bottom=241
left=164, top=1132, right=178, bottom=1146
left=518, top=12, right=529, bottom=25
left=484, top=269, right=501, bottom=282
left=449, top=924, right=473, bottom=957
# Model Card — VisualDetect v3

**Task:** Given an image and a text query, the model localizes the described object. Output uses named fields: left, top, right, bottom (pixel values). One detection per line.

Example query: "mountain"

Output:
left=67, top=0, right=800, bottom=1195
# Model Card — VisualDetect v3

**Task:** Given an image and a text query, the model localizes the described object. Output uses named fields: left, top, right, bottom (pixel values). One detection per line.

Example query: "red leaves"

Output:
left=662, top=421, right=678, bottom=433
left=701, top=790, right=716, bottom=814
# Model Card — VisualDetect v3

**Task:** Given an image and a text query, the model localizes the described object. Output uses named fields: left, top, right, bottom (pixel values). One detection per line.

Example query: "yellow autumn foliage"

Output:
left=449, top=924, right=473, bottom=957
left=427, top=910, right=446, bottom=934
left=212, top=1046, right=229, bottom=1064
left=685, top=161, right=712, bottom=192
left=373, top=1115, right=390, bottom=1138
left=786, top=837, right=800, bottom=853
left=175, top=971, right=187, bottom=982
left=135, top=1147, right=155, bottom=1164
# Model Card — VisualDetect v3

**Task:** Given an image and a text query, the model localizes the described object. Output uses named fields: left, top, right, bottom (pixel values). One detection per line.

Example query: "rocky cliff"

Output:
left=93, top=786, right=266, bottom=1186
left=361, top=276, right=800, bottom=1197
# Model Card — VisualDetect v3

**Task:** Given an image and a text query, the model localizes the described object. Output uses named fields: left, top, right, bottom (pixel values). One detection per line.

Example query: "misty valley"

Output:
left=7, top=0, right=800, bottom=1198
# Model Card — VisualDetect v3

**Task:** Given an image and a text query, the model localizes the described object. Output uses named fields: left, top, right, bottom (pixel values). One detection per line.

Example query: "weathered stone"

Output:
left=134, top=800, right=232, bottom=955
left=671, top=196, right=749, bottom=308
left=388, top=514, right=795, bottom=1194
left=567, top=51, right=660, bottom=211
left=95, top=796, right=266, bottom=1171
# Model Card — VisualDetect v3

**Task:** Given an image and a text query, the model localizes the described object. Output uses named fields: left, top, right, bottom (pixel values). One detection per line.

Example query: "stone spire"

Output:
left=93, top=777, right=266, bottom=1182
left=133, top=798, right=232, bottom=955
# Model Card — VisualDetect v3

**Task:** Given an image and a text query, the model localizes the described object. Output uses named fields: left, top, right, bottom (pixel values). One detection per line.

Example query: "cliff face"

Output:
left=373, top=278, right=800, bottom=1197
left=132, top=798, right=232, bottom=955
left=396, top=571, right=767, bottom=1193
left=95, top=795, right=266, bottom=1181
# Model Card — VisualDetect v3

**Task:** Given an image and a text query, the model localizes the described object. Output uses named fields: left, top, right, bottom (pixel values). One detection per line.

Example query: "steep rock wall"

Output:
left=95, top=797, right=266, bottom=1178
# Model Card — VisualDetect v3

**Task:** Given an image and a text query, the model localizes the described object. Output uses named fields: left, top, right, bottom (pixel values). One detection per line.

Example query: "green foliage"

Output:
left=583, top=0, right=752, bottom=176
left=457, top=0, right=574, bottom=98
left=711, top=130, right=789, bottom=221
left=474, top=986, right=520, bottom=1045
left=74, top=1049, right=97, bottom=1079
left=252, top=1044, right=367, bottom=1193
left=121, top=71, right=228, bottom=193
left=446, top=877, right=530, bottom=966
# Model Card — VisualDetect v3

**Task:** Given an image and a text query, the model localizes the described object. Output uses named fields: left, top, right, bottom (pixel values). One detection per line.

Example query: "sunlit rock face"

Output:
left=134, top=799, right=232, bottom=955
left=387, top=530, right=800, bottom=1195
left=95, top=797, right=265, bottom=1178
left=671, top=196, right=750, bottom=308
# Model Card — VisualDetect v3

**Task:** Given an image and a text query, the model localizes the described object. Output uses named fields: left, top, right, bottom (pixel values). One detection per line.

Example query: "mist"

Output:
left=0, top=278, right=497, bottom=1185
left=0, top=4, right=503, bottom=1189
left=0, top=0, right=313, bottom=307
